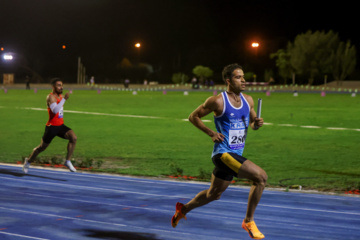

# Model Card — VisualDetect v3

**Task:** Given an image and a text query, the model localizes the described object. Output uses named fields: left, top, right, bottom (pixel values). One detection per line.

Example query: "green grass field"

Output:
left=1, top=88, right=359, bottom=192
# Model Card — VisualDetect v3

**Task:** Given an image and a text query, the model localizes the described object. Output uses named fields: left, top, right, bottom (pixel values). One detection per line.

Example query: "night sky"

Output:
left=0, top=0, right=358, bottom=83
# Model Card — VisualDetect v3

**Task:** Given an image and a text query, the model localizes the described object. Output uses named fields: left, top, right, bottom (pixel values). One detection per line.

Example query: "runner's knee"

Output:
left=69, top=134, right=77, bottom=143
left=255, top=170, right=267, bottom=187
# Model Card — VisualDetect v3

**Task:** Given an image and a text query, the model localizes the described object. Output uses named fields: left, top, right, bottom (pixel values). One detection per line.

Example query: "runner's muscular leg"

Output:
left=182, top=173, right=232, bottom=215
left=64, top=130, right=77, bottom=160
left=238, top=160, right=268, bottom=222
left=28, top=139, right=49, bottom=162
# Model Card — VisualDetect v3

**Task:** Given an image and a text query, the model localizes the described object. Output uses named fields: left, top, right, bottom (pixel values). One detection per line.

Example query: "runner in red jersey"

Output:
left=46, top=92, right=65, bottom=126
left=23, top=78, right=77, bottom=173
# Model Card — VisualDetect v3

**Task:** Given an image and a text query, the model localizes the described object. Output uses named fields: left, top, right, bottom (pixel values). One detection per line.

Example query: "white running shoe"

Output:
left=64, top=160, right=77, bottom=172
left=23, top=158, right=30, bottom=174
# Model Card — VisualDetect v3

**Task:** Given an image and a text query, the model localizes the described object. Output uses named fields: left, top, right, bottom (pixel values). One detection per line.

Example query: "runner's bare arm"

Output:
left=245, top=94, right=264, bottom=130
left=188, top=96, right=225, bottom=143
left=47, top=94, right=57, bottom=107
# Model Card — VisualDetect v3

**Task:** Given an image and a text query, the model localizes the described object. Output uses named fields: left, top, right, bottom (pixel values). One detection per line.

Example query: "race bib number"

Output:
left=229, top=129, right=245, bottom=150
left=58, top=107, right=64, bottom=118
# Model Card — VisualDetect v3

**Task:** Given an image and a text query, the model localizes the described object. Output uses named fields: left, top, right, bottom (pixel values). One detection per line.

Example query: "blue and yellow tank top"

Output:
left=212, top=92, right=250, bottom=157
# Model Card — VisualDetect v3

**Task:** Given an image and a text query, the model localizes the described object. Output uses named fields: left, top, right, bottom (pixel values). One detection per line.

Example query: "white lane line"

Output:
left=182, top=118, right=211, bottom=122
left=65, top=109, right=162, bottom=119
left=2, top=163, right=360, bottom=201
left=0, top=231, right=50, bottom=240
left=26, top=166, right=360, bottom=201
left=3, top=106, right=360, bottom=131
left=18, top=192, right=252, bottom=222
left=23, top=107, right=162, bottom=119
left=0, top=206, right=121, bottom=227
left=0, top=175, right=187, bottom=198
left=326, top=127, right=349, bottom=130
left=1, top=175, right=359, bottom=216
left=278, top=124, right=297, bottom=127
left=6, top=164, right=359, bottom=202
left=12, top=193, right=360, bottom=233
left=259, top=203, right=360, bottom=216
left=0, top=164, right=212, bottom=188
left=21, top=107, right=194, bottom=122
left=23, top=192, right=169, bottom=213
left=22, top=191, right=360, bottom=218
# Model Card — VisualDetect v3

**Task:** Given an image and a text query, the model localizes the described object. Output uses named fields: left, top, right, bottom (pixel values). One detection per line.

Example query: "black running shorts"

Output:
left=212, top=152, right=248, bottom=181
left=42, top=124, right=71, bottom=144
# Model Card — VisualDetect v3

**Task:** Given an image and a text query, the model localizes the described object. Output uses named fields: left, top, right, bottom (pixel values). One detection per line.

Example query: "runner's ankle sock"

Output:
left=64, top=160, right=77, bottom=172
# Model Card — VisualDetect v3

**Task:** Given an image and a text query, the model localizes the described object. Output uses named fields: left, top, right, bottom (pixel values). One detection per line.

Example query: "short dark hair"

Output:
left=222, top=63, right=243, bottom=84
left=51, top=78, right=62, bottom=87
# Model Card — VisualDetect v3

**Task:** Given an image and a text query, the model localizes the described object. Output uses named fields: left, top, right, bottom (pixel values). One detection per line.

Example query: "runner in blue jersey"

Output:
left=172, top=64, right=267, bottom=239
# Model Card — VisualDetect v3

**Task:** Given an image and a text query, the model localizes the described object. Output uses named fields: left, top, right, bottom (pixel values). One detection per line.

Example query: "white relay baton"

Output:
left=257, top=98, right=262, bottom=118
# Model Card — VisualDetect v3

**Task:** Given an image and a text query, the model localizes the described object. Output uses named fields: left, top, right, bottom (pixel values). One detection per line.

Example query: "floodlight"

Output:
left=3, top=53, right=13, bottom=60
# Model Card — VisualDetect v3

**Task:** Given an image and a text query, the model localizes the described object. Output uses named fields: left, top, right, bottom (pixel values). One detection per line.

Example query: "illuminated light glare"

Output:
left=62, top=45, right=66, bottom=49
left=251, top=42, right=260, bottom=48
left=3, top=54, right=13, bottom=60
left=135, top=43, right=141, bottom=48
left=0, top=47, right=4, bottom=51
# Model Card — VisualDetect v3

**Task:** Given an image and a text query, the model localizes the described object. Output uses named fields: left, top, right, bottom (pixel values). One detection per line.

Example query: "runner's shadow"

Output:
left=0, top=168, right=67, bottom=181
left=83, top=229, right=160, bottom=239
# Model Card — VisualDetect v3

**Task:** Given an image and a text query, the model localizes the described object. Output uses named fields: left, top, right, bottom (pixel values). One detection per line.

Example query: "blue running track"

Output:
left=0, top=164, right=359, bottom=240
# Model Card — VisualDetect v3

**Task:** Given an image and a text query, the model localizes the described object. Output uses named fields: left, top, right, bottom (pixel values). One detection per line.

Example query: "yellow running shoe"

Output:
left=171, top=202, right=187, bottom=228
left=242, top=220, right=265, bottom=239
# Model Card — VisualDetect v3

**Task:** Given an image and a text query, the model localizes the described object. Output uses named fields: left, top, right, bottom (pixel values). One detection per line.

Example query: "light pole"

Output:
left=135, top=42, right=141, bottom=63
left=251, top=42, right=260, bottom=82
left=1, top=52, right=15, bottom=84
left=251, top=42, right=259, bottom=56
left=2, top=53, right=14, bottom=61
left=1, top=52, right=43, bottom=84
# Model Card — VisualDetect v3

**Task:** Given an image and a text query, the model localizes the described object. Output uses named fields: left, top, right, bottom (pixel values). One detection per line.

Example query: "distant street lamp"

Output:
left=135, top=43, right=141, bottom=48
